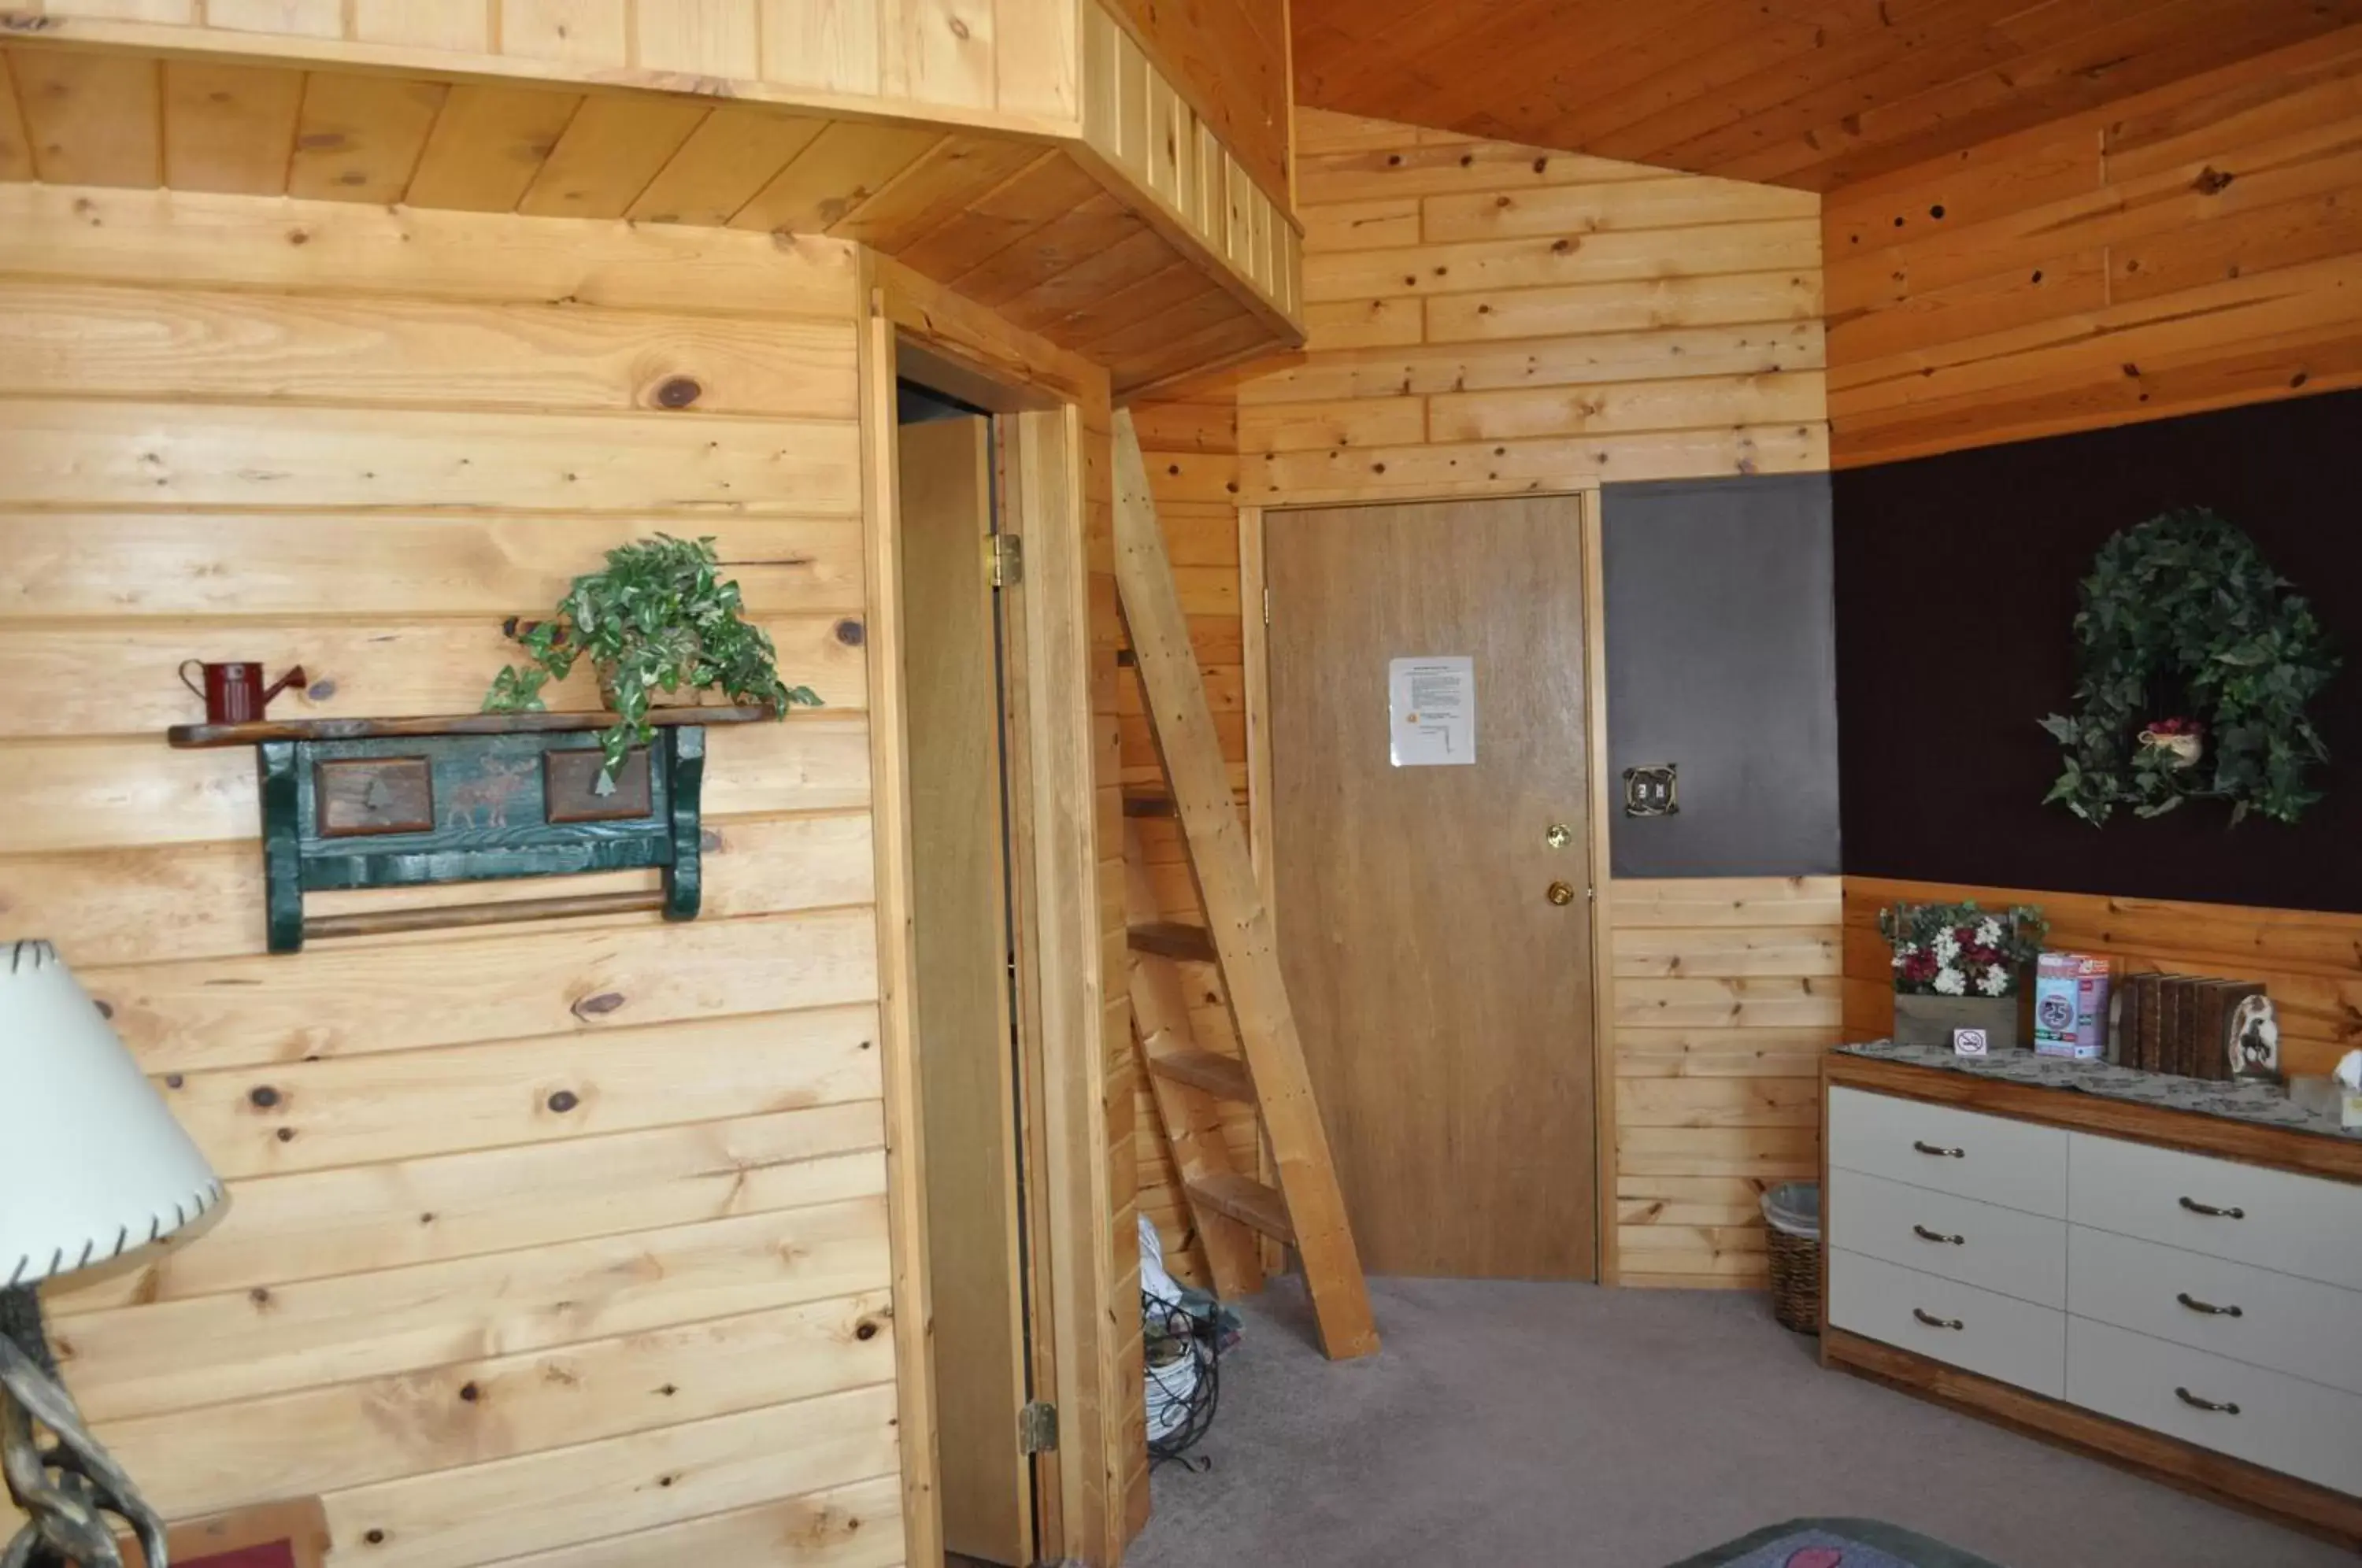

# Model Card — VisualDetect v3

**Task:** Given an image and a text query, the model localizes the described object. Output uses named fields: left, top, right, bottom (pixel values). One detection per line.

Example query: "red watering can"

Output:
left=180, top=661, right=309, bottom=725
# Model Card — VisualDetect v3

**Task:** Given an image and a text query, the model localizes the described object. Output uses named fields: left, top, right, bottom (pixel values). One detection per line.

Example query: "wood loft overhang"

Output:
left=0, top=1, right=1303, bottom=398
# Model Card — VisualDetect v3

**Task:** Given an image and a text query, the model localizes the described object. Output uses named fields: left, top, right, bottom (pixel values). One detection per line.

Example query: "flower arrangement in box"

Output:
left=1879, top=900, right=2049, bottom=1051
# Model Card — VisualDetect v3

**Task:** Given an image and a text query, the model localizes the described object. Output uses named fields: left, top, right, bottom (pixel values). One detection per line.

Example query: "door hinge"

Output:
left=1262, top=586, right=1271, bottom=626
left=987, top=533, right=1024, bottom=588
left=1019, top=1400, right=1059, bottom=1454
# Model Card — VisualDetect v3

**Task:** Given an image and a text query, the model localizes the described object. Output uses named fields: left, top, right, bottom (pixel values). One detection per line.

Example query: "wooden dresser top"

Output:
left=1829, top=1044, right=2362, bottom=1185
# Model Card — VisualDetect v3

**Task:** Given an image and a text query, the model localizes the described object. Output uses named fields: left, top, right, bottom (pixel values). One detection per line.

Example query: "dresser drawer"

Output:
left=1829, top=1167, right=2066, bottom=1307
left=1828, top=1086, right=2068, bottom=1218
left=1830, top=1248, right=2064, bottom=1398
left=2068, top=1226, right=2362, bottom=1397
left=2069, top=1132, right=2362, bottom=1292
left=2067, top=1316, right=2362, bottom=1497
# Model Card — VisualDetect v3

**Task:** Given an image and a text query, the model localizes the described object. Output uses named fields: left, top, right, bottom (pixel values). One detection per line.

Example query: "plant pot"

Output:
left=599, top=675, right=723, bottom=713
left=1894, top=993, right=2018, bottom=1052
left=2138, top=729, right=2204, bottom=769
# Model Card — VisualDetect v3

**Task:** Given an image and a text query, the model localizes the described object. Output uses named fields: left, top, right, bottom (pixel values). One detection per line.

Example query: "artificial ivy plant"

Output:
left=484, top=534, right=820, bottom=790
left=2040, top=508, right=2339, bottom=827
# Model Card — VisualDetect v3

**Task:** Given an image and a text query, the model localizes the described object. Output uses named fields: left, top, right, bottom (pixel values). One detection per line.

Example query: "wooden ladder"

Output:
left=1112, top=409, right=1378, bottom=1362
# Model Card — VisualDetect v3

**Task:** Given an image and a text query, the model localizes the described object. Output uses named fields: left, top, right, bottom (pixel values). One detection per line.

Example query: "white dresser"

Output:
left=1823, top=1054, right=2362, bottom=1544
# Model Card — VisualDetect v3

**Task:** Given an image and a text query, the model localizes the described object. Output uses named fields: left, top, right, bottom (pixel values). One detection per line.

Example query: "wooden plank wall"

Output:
left=1101, top=0, right=1292, bottom=202
left=1119, top=398, right=1258, bottom=1289
left=1826, top=24, right=2362, bottom=468
left=1078, top=396, right=1152, bottom=1546
left=1846, top=878, right=2362, bottom=1083
left=1238, top=107, right=1830, bottom=497
left=0, top=184, right=911, bottom=1567
left=11, top=0, right=1083, bottom=127
left=1216, top=108, right=1840, bottom=1289
left=1612, top=877, right=1842, bottom=1289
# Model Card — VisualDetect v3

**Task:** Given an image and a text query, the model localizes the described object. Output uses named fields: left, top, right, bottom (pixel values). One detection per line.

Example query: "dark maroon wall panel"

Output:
left=1834, top=387, right=2362, bottom=914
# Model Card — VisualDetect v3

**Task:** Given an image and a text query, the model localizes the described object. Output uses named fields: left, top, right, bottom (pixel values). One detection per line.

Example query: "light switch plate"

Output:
left=1623, top=763, right=1679, bottom=817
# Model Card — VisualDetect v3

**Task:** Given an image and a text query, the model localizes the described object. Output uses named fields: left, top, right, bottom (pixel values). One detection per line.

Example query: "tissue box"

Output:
left=2034, top=952, right=2112, bottom=1060
left=2290, top=1076, right=2362, bottom=1129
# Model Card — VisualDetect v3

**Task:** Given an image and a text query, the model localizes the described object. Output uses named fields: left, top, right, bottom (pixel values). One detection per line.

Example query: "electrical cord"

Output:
left=1142, top=1289, right=1223, bottom=1470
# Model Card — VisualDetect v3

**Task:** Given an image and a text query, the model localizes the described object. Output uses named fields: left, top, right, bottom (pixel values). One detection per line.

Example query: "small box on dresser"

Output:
left=1822, top=1043, right=2362, bottom=1547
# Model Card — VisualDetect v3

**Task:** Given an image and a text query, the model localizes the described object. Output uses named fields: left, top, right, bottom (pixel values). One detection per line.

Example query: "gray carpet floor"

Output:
left=1125, top=1276, right=2348, bottom=1568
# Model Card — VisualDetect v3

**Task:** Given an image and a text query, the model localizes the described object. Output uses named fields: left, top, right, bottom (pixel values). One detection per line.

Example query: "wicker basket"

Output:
left=1762, top=1181, right=1821, bottom=1336
left=1767, top=1224, right=1821, bottom=1334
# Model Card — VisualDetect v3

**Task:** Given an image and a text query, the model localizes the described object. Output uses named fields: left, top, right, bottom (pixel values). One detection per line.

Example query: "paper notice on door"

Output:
left=1388, top=656, right=1476, bottom=767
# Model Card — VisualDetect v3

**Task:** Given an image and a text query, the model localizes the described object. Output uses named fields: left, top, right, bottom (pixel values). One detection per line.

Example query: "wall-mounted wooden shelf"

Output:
left=173, top=708, right=776, bottom=952
left=165, top=706, right=773, bottom=749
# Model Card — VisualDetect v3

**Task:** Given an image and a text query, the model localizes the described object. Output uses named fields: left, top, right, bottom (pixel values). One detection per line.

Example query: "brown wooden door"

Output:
left=1266, top=495, right=1597, bottom=1280
left=898, top=414, right=1035, bottom=1564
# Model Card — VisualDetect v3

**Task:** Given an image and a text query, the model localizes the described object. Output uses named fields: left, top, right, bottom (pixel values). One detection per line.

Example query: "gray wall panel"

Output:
left=1601, top=473, right=1840, bottom=878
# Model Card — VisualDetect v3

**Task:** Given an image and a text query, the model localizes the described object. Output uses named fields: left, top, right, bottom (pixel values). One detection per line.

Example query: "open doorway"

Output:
left=867, top=283, right=1127, bottom=1566
left=897, top=383, right=1042, bottom=1566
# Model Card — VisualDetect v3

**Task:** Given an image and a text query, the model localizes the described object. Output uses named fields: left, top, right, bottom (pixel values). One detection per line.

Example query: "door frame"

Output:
left=861, top=254, right=1127, bottom=1567
left=896, top=409, right=1035, bottom=1565
left=1240, top=488, right=1621, bottom=1286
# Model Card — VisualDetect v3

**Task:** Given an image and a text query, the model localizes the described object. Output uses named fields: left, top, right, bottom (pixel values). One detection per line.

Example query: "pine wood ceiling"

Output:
left=1291, top=0, right=2362, bottom=191
left=0, top=45, right=1286, bottom=394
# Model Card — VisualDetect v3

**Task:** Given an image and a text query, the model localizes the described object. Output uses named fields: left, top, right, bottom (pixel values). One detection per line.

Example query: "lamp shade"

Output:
left=1, top=941, right=220, bottom=1289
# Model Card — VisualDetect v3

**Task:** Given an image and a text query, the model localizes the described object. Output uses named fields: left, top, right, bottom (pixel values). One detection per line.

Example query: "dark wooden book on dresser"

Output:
left=2137, top=973, right=2164, bottom=1070
left=2154, top=973, right=2182, bottom=1072
left=2194, top=981, right=2229, bottom=1081
left=2146, top=978, right=2165, bottom=1073
left=2169, top=975, right=2202, bottom=1076
left=2116, top=974, right=2155, bottom=1067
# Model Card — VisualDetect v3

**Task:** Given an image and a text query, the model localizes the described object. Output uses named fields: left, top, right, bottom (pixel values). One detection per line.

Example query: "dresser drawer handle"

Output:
left=2176, top=1292, right=2244, bottom=1318
left=2175, top=1386, right=2241, bottom=1415
left=1912, top=1224, right=1965, bottom=1245
left=2178, top=1196, right=2245, bottom=1219
left=1912, top=1141, right=1965, bottom=1159
left=1911, top=1308, right=1964, bottom=1331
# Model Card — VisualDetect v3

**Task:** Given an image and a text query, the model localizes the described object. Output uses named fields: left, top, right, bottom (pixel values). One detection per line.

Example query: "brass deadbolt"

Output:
left=1544, top=823, right=1572, bottom=849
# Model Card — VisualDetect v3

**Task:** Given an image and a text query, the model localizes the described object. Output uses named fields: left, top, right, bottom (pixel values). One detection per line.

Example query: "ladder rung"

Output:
left=1122, top=790, right=1175, bottom=818
left=1185, top=1173, right=1295, bottom=1244
left=1128, top=920, right=1218, bottom=964
left=1147, top=1046, right=1253, bottom=1102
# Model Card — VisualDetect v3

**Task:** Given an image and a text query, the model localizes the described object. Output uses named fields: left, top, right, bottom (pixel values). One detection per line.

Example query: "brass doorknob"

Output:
left=1546, top=881, right=1576, bottom=906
